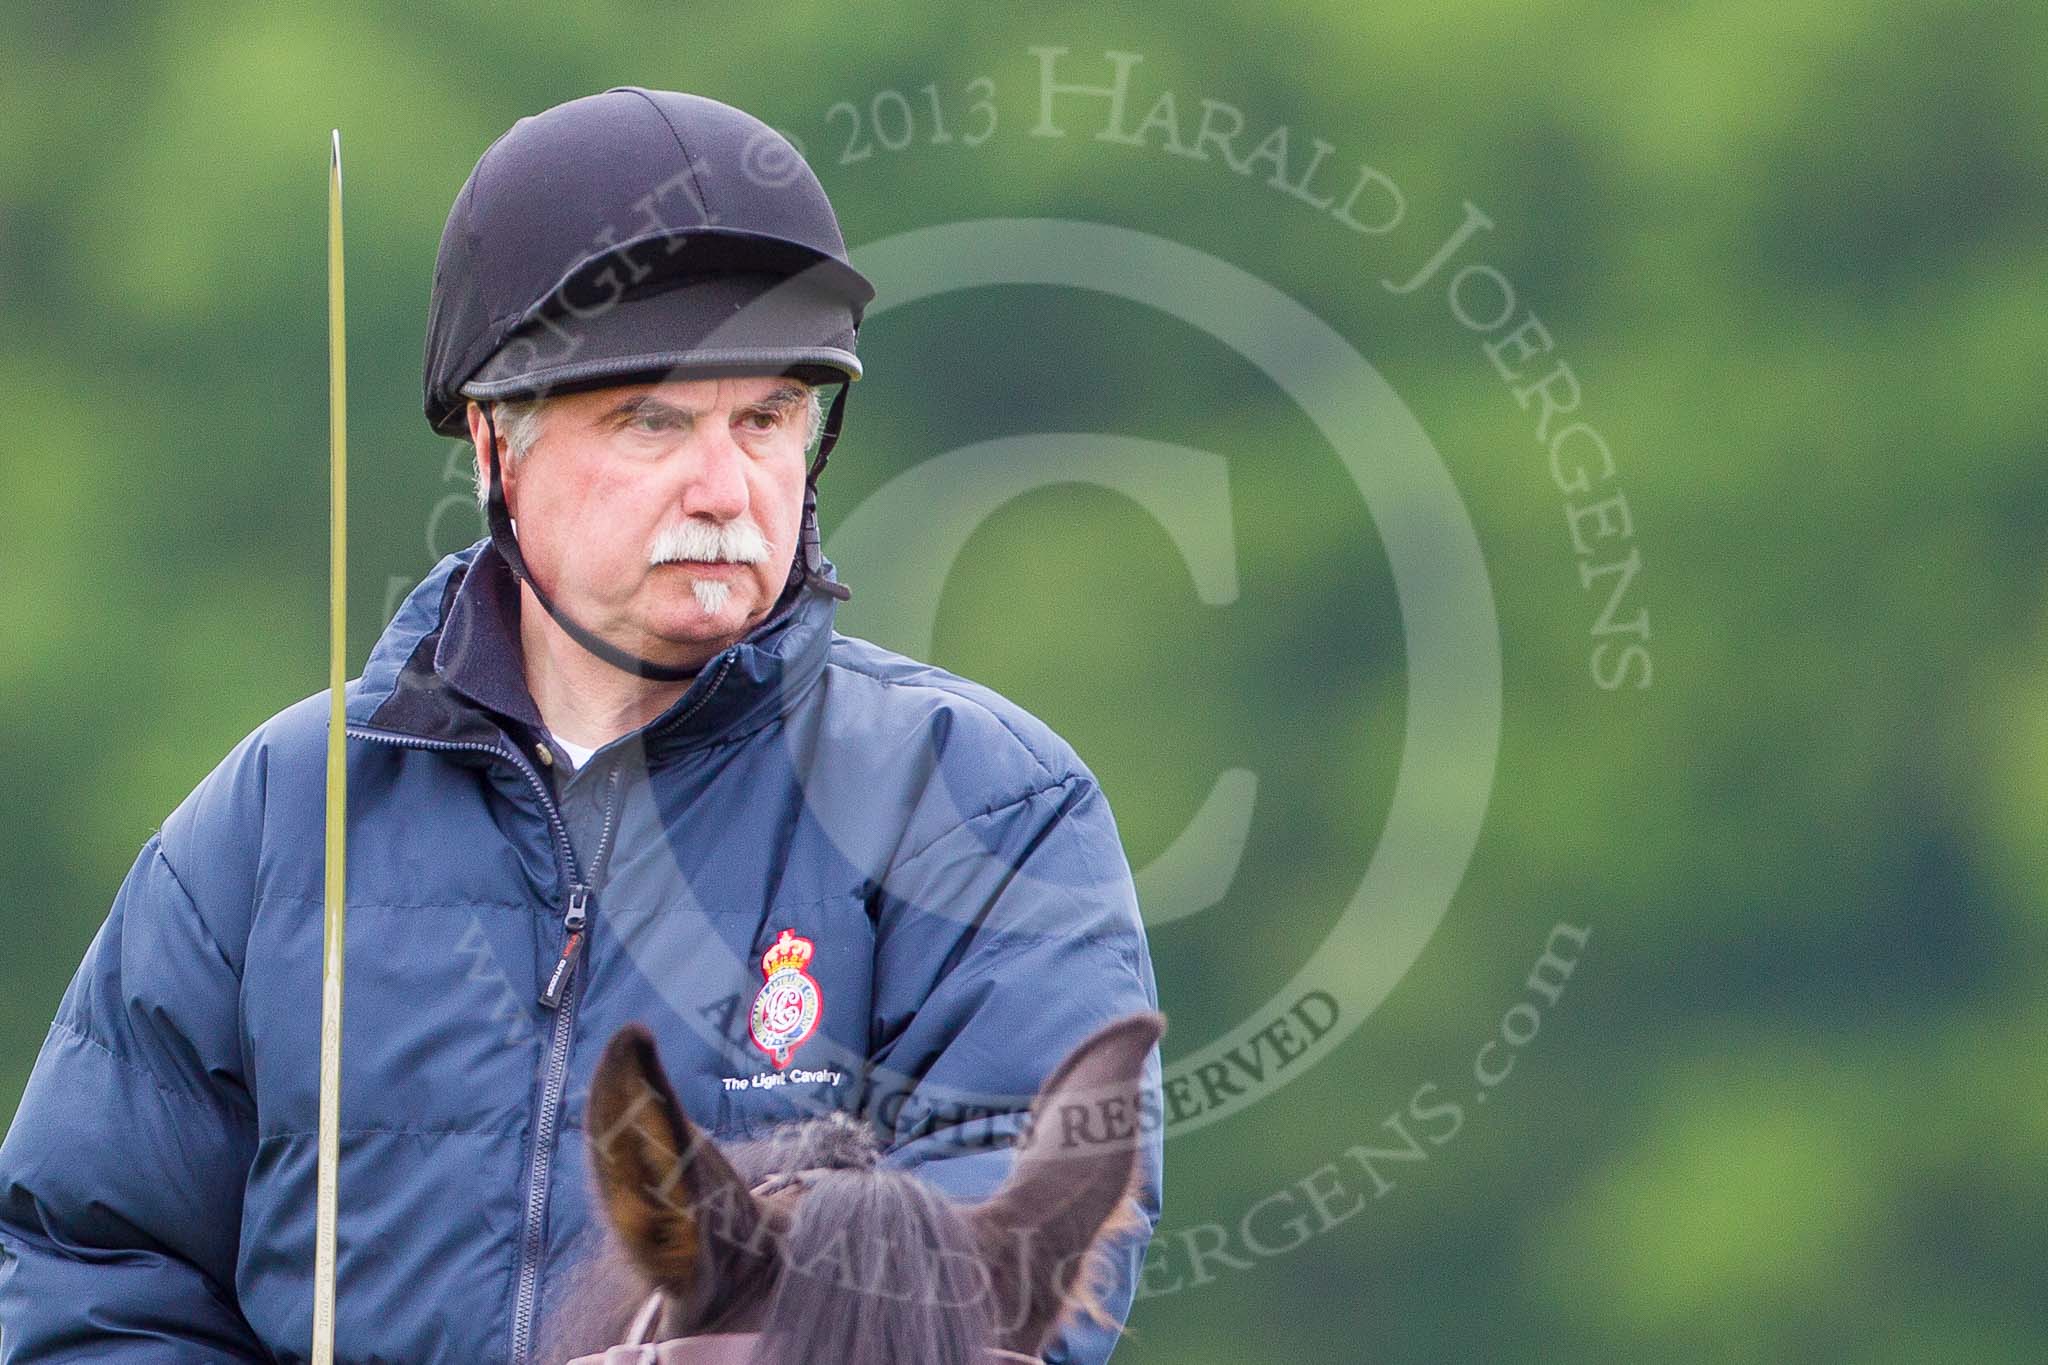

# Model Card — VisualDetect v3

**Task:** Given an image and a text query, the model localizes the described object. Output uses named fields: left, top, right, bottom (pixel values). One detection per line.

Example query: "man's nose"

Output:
left=678, top=425, right=750, bottom=522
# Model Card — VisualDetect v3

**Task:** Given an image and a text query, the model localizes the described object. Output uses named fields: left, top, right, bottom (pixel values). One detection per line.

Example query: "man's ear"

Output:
left=466, top=400, right=511, bottom=511
left=969, top=1012, right=1165, bottom=1355
left=585, top=1025, right=778, bottom=1325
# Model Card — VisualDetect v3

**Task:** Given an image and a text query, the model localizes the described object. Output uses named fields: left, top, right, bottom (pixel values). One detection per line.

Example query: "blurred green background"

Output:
left=4, top=1, right=2044, bottom=1360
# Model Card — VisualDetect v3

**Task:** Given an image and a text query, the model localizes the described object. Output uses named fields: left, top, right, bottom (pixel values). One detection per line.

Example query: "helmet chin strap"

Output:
left=788, top=382, right=854, bottom=604
left=481, top=383, right=852, bottom=684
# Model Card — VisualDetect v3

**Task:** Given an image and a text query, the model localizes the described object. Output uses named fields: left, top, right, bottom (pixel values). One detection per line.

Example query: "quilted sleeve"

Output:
left=867, top=774, right=1164, bottom=1365
left=0, top=835, right=265, bottom=1360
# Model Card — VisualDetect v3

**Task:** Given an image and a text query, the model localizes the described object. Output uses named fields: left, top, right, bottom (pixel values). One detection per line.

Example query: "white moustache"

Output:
left=647, top=519, right=769, bottom=568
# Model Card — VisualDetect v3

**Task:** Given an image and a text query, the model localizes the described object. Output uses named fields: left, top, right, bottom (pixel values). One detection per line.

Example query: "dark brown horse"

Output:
left=544, top=1013, right=1163, bottom=1364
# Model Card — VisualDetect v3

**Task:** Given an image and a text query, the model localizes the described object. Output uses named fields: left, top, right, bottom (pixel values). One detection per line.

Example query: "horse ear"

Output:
left=969, top=1011, right=1165, bottom=1355
left=586, top=1025, right=777, bottom=1324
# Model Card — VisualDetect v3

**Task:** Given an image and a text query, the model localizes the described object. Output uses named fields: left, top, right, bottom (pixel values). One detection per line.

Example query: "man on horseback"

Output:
left=0, top=88, right=1161, bottom=1363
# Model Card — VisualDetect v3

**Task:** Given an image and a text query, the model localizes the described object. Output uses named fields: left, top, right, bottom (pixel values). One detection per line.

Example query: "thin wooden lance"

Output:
left=313, top=126, right=349, bottom=1365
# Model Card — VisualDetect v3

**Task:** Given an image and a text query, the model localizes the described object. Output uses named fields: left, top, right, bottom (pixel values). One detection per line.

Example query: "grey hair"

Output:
left=469, top=386, right=825, bottom=511
left=470, top=397, right=551, bottom=511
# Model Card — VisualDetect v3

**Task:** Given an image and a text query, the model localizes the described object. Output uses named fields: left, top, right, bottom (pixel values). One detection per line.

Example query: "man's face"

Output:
left=468, top=375, right=814, bottom=672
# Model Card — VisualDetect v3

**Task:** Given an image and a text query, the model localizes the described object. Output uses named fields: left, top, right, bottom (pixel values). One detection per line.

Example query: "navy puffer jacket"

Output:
left=0, top=540, right=1161, bottom=1363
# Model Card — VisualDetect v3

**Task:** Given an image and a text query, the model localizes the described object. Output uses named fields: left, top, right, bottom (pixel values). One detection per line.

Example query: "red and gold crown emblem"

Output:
left=760, top=929, right=814, bottom=977
left=749, top=929, right=822, bottom=1069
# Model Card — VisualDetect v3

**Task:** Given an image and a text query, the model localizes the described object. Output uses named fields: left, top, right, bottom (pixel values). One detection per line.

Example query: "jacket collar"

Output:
left=351, top=538, right=840, bottom=761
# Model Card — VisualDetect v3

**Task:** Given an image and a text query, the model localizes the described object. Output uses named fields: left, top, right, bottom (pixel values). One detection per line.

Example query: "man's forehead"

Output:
left=580, top=374, right=810, bottom=413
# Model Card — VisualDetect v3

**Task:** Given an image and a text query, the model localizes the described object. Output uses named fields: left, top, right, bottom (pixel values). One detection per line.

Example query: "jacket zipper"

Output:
left=511, top=762, right=621, bottom=1365
left=635, top=653, right=740, bottom=744
left=345, top=729, right=578, bottom=881
left=538, top=765, right=621, bottom=1009
left=537, top=884, right=587, bottom=1010
left=345, top=727, right=603, bottom=1365
left=533, top=652, right=738, bottom=1009
left=347, top=654, right=731, bottom=1364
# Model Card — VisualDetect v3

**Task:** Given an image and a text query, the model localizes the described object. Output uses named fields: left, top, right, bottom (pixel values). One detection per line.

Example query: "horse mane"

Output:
left=543, top=1112, right=995, bottom=1365
left=546, top=1013, right=1162, bottom=1364
left=726, top=1109, right=878, bottom=1186
left=756, top=1165, right=993, bottom=1365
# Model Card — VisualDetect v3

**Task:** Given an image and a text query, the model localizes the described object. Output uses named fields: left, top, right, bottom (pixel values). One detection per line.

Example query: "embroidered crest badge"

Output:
left=748, top=929, right=822, bottom=1069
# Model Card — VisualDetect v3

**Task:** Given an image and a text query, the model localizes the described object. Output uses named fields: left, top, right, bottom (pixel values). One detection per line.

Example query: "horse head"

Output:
left=551, top=1012, right=1164, bottom=1364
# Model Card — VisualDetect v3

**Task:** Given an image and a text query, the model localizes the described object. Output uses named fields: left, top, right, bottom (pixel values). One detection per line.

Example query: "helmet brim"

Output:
left=435, top=229, right=871, bottom=435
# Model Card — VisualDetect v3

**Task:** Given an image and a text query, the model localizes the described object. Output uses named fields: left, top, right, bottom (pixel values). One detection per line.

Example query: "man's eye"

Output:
left=742, top=410, right=782, bottom=431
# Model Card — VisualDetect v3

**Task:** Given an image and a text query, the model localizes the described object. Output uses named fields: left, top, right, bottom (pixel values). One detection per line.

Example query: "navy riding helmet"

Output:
left=422, top=86, right=876, bottom=679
